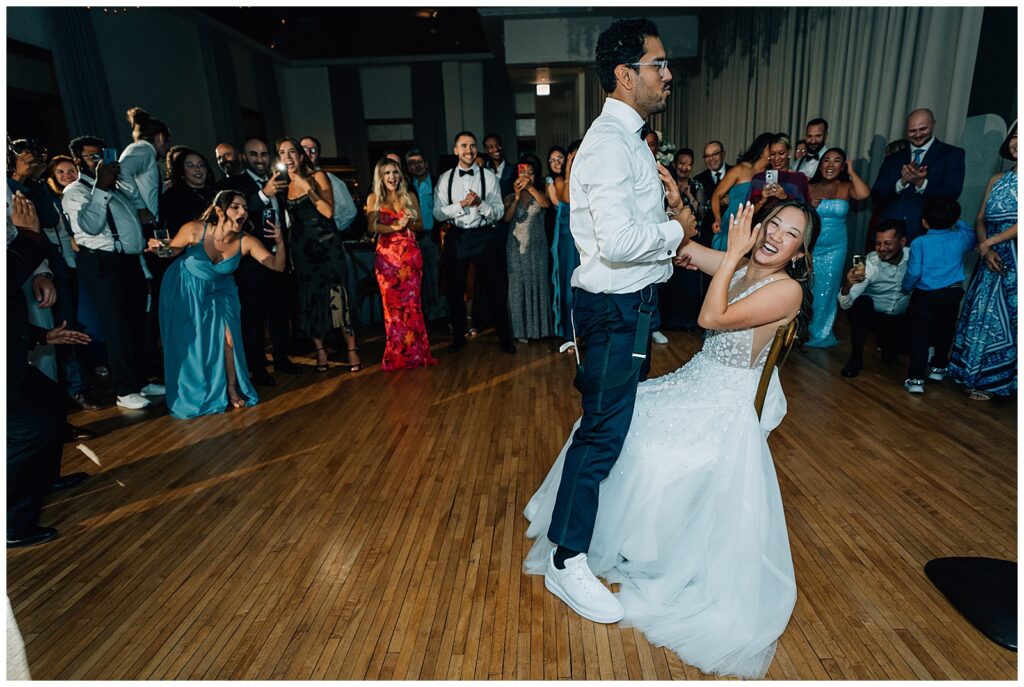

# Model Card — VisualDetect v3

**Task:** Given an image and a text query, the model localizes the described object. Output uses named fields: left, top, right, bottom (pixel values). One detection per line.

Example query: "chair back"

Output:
left=754, top=320, right=798, bottom=419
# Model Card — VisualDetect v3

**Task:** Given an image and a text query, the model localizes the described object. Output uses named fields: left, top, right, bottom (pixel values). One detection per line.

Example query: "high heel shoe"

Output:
left=345, top=347, right=363, bottom=373
left=315, top=346, right=329, bottom=373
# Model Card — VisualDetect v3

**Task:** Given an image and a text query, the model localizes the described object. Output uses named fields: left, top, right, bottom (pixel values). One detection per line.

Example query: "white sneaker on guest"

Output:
left=544, top=549, right=624, bottom=624
left=140, top=383, right=165, bottom=396
left=652, top=330, right=669, bottom=345
left=116, top=393, right=152, bottom=409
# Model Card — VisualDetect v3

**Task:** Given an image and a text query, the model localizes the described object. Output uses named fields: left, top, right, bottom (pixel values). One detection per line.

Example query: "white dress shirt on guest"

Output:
left=432, top=164, right=504, bottom=228
left=895, top=136, right=935, bottom=195
left=117, top=139, right=161, bottom=220
left=837, top=247, right=911, bottom=315
left=795, top=153, right=821, bottom=179
left=568, top=97, right=683, bottom=295
left=62, top=174, right=145, bottom=254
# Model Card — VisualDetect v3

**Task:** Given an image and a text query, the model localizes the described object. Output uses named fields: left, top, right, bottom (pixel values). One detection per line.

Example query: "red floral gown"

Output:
left=374, top=208, right=438, bottom=370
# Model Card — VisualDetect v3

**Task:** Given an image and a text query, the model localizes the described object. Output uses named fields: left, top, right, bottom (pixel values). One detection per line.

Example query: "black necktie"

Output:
left=459, top=169, right=474, bottom=177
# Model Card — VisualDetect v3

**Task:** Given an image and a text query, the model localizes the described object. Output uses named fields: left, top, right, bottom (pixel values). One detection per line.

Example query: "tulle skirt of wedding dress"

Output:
left=524, top=351, right=797, bottom=679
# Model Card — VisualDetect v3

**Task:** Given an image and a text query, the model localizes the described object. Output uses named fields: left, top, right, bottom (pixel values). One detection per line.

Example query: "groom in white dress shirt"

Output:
left=542, top=18, right=697, bottom=624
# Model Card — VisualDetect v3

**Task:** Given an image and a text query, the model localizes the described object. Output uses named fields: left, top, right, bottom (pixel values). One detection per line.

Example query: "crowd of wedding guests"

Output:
left=6, top=102, right=1016, bottom=546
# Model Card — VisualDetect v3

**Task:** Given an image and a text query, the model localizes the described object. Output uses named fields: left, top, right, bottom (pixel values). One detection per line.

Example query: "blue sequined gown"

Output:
left=714, top=181, right=752, bottom=251
left=159, top=228, right=258, bottom=419
left=948, top=170, right=1017, bottom=395
left=550, top=201, right=580, bottom=340
left=805, top=199, right=848, bottom=347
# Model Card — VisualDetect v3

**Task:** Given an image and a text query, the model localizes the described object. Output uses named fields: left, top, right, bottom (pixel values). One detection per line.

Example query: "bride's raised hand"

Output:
left=725, top=201, right=762, bottom=260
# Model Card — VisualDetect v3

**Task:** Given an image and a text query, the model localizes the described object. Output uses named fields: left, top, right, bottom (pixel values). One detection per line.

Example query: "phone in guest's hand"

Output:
left=764, top=169, right=779, bottom=187
left=275, top=161, right=290, bottom=182
left=852, top=254, right=866, bottom=275
left=262, top=208, right=276, bottom=235
left=517, top=163, right=530, bottom=177
left=102, top=147, right=118, bottom=165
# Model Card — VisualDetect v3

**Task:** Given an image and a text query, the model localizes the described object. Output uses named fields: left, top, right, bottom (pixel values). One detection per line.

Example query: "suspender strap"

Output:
left=572, top=295, right=657, bottom=395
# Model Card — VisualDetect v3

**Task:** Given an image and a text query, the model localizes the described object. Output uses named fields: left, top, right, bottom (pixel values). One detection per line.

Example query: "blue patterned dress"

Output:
left=805, top=199, right=849, bottom=347
left=948, top=170, right=1017, bottom=395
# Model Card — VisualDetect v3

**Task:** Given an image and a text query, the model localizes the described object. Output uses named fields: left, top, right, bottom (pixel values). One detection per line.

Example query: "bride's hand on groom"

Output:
left=724, top=201, right=761, bottom=261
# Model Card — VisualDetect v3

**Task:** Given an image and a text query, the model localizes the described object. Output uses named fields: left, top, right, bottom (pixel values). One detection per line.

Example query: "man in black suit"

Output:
left=483, top=133, right=516, bottom=198
left=693, top=140, right=730, bottom=248
left=871, top=108, right=965, bottom=243
left=222, top=137, right=299, bottom=385
left=7, top=192, right=90, bottom=548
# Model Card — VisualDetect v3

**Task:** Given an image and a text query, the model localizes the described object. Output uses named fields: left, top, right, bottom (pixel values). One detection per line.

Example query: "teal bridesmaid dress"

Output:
left=159, top=225, right=258, bottom=419
left=714, top=181, right=752, bottom=251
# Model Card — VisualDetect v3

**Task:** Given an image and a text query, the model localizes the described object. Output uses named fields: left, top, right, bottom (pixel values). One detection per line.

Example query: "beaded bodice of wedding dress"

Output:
left=700, top=265, right=785, bottom=369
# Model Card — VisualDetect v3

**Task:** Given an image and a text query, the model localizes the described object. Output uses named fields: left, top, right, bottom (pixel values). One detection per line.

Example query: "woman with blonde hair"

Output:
left=366, top=158, right=437, bottom=370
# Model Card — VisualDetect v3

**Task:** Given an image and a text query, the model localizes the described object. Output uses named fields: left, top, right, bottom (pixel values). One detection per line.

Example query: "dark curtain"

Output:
left=199, top=25, right=243, bottom=148
left=254, top=54, right=285, bottom=141
left=328, top=65, right=372, bottom=194
left=45, top=7, right=120, bottom=146
left=482, top=59, right=517, bottom=163
left=410, top=62, right=447, bottom=171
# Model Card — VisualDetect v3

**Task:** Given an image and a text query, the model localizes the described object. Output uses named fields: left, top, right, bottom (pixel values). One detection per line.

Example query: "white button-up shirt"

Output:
left=118, top=139, right=161, bottom=219
left=569, top=97, right=683, bottom=294
left=62, top=174, right=145, bottom=254
left=837, top=248, right=911, bottom=315
left=432, top=165, right=504, bottom=228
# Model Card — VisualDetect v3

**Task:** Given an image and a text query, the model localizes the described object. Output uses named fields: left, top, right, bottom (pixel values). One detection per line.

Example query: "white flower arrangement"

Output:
left=654, top=130, right=677, bottom=167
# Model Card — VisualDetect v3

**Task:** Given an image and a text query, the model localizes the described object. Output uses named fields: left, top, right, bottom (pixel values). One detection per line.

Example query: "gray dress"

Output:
left=506, top=195, right=552, bottom=340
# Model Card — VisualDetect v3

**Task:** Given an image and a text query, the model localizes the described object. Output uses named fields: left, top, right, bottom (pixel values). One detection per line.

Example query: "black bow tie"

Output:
left=459, top=168, right=475, bottom=177
left=805, top=153, right=819, bottom=161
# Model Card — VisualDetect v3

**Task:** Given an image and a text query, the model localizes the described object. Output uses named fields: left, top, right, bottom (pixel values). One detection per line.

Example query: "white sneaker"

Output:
left=928, top=367, right=947, bottom=381
left=116, top=393, right=152, bottom=409
left=904, top=378, right=925, bottom=394
left=652, top=330, right=669, bottom=345
left=544, top=549, right=624, bottom=624
left=140, top=383, right=165, bottom=396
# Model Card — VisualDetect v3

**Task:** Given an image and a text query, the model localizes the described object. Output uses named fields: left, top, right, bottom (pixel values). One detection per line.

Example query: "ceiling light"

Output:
left=536, top=84, right=550, bottom=96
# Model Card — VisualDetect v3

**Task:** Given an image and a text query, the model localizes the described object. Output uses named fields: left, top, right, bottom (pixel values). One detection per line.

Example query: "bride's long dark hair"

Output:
left=752, top=200, right=821, bottom=342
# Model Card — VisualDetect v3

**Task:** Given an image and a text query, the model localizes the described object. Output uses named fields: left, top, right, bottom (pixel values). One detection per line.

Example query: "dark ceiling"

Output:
left=201, top=7, right=493, bottom=60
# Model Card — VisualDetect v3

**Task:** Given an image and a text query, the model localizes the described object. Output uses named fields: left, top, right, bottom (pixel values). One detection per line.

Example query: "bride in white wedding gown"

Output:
left=524, top=200, right=821, bottom=679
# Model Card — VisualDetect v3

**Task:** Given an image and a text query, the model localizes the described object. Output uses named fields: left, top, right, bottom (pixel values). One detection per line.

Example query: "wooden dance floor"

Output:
left=8, top=322, right=1017, bottom=680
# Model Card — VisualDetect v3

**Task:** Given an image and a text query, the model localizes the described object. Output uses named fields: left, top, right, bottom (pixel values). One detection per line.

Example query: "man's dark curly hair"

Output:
left=595, top=18, right=660, bottom=94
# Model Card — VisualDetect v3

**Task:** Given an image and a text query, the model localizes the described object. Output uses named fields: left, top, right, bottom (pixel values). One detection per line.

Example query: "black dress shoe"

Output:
left=50, top=472, right=89, bottom=492
left=841, top=360, right=862, bottom=378
left=65, top=424, right=97, bottom=442
left=70, top=392, right=104, bottom=411
left=7, top=526, right=58, bottom=549
left=448, top=337, right=467, bottom=353
left=500, top=341, right=517, bottom=354
left=273, top=358, right=302, bottom=374
left=251, top=368, right=276, bottom=386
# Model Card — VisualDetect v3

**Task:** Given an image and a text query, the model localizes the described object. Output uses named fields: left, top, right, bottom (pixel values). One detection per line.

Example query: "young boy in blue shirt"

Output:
left=901, top=197, right=976, bottom=393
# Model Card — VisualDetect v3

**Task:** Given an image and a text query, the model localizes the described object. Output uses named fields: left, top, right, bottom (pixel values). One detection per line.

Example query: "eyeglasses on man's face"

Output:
left=302, top=146, right=319, bottom=155
left=628, top=59, right=670, bottom=76
left=703, top=149, right=723, bottom=159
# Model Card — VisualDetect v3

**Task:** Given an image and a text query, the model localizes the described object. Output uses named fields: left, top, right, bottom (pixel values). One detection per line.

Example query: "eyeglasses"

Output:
left=703, top=150, right=723, bottom=159
left=302, top=146, right=319, bottom=154
left=83, top=154, right=101, bottom=162
left=627, top=59, right=670, bottom=76
left=548, top=156, right=564, bottom=164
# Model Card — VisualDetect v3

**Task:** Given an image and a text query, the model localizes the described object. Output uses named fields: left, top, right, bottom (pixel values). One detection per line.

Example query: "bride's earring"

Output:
left=791, top=257, right=797, bottom=268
